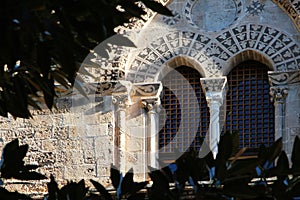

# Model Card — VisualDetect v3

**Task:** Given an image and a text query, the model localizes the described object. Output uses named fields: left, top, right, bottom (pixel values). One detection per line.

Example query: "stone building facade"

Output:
left=1, top=0, right=300, bottom=195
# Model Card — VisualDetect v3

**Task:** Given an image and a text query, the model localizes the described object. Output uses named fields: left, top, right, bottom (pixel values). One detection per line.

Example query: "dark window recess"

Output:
left=224, top=61, right=275, bottom=154
left=159, top=66, right=210, bottom=152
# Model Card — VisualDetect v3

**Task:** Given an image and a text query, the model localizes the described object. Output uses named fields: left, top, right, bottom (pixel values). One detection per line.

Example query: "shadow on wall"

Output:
left=0, top=133, right=300, bottom=199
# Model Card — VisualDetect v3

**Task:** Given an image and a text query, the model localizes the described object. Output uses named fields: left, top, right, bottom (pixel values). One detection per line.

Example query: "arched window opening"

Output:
left=224, top=61, right=275, bottom=154
left=159, top=66, right=210, bottom=153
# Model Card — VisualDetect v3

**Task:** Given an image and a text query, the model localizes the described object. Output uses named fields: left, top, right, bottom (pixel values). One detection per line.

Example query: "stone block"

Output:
left=95, top=150, right=113, bottom=166
left=86, top=124, right=108, bottom=137
left=56, top=150, right=84, bottom=165
left=97, top=111, right=113, bottom=123
left=58, top=139, right=82, bottom=150
left=34, top=126, right=53, bottom=139
left=36, top=151, right=56, bottom=166
left=64, top=164, right=96, bottom=179
left=30, top=114, right=53, bottom=127
left=52, top=126, right=69, bottom=140
left=82, top=138, right=95, bottom=150
left=84, top=149, right=96, bottom=164
left=128, top=126, right=146, bottom=140
left=96, top=165, right=110, bottom=177
left=126, top=138, right=143, bottom=151
left=94, top=137, right=112, bottom=152
left=41, top=139, right=58, bottom=152
left=68, top=125, right=85, bottom=138
left=39, top=165, right=64, bottom=179
left=51, top=114, right=65, bottom=127
left=23, top=138, right=42, bottom=152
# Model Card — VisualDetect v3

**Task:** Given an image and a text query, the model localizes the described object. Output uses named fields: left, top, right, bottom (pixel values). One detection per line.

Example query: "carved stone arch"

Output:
left=215, top=24, right=300, bottom=73
left=126, top=31, right=213, bottom=82
left=222, top=50, right=275, bottom=75
left=155, top=55, right=206, bottom=81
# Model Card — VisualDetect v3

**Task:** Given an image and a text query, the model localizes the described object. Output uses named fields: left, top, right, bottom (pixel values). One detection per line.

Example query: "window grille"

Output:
left=159, top=66, right=210, bottom=153
left=224, top=61, right=274, bottom=153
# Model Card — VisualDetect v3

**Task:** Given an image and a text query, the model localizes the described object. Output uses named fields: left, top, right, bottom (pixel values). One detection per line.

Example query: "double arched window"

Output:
left=159, top=61, right=275, bottom=154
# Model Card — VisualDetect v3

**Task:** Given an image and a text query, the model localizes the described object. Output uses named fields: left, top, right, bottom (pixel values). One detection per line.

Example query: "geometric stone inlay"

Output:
left=127, top=24, right=300, bottom=83
left=246, top=0, right=265, bottom=16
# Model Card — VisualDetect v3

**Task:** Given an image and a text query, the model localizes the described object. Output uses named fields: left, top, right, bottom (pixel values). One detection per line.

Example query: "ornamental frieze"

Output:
left=268, top=70, right=300, bottom=86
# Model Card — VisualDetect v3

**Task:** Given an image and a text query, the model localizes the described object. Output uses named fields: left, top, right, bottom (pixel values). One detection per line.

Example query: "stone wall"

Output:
left=0, top=96, right=114, bottom=196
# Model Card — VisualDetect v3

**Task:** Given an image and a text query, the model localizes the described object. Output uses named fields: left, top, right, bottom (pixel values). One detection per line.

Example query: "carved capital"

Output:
left=269, top=86, right=288, bottom=103
left=201, top=77, right=228, bottom=107
left=112, top=95, right=129, bottom=110
left=130, top=82, right=163, bottom=113
left=141, top=99, right=161, bottom=113
left=200, top=77, right=228, bottom=93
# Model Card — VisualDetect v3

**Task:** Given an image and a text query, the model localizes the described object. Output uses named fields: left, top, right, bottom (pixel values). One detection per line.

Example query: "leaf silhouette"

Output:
left=90, top=179, right=113, bottom=200
left=110, top=165, right=121, bottom=190
left=0, top=139, right=46, bottom=180
left=141, top=0, right=173, bottom=16
left=47, top=175, right=59, bottom=200
left=121, top=168, right=134, bottom=195
left=292, top=136, right=300, bottom=174
left=0, top=187, right=32, bottom=200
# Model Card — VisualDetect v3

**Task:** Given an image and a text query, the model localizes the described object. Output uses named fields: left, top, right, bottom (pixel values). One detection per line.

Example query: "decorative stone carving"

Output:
left=201, top=77, right=228, bottom=158
left=163, top=11, right=181, bottom=26
left=269, top=87, right=289, bottom=103
left=127, top=24, right=300, bottom=82
left=268, top=70, right=300, bottom=86
left=246, top=0, right=265, bottom=16
left=131, top=82, right=162, bottom=98
left=141, top=99, right=161, bottom=113
left=201, top=77, right=228, bottom=93
left=131, top=83, right=162, bottom=169
left=272, top=0, right=300, bottom=32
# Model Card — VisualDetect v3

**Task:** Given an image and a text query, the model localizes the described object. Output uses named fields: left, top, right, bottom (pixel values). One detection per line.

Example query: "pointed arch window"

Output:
left=159, top=66, right=210, bottom=153
left=224, top=61, right=275, bottom=153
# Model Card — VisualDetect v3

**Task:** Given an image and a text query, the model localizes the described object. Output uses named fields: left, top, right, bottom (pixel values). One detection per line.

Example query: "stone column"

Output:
left=141, top=99, right=161, bottom=169
left=131, top=82, right=162, bottom=172
left=112, top=94, right=129, bottom=173
left=269, top=87, right=288, bottom=141
left=268, top=70, right=300, bottom=158
left=200, top=77, right=228, bottom=158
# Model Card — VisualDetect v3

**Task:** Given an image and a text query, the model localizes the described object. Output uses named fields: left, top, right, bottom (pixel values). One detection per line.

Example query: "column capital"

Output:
left=130, top=82, right=163, bottom=113
left=269, top=86, right=288, bottom=104
left=141, top=99, right=161, bottom=113
left=112, top=94, right=129, bottom=110
left=200, top=77, right=228, bottom=106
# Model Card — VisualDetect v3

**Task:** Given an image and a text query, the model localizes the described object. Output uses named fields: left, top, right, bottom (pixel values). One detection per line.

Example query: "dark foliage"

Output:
left=0, top=0, right=172, bottom=118
left=1, top=135, right=300, bottom=199
left=0, top=138, right=46, bottom=180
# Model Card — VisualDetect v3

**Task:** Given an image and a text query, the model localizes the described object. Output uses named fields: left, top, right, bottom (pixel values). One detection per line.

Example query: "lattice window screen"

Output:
left=224, top=61, right=275, bottom=152
left=159, top=66, right=210, bottom=152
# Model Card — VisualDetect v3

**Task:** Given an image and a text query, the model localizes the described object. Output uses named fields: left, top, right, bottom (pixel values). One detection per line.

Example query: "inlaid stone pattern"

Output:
left=127, top=24, right=300, bottom=82
left=291, top=0, right=300, bottom=12
left=246, top=0, right=265, bottom=16
left=163, top=11, right=181, bottom=26
left=272, top=0, right=300, bottom=31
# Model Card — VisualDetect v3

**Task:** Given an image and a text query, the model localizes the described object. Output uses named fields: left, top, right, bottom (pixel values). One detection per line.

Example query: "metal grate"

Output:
left=159, top=66, right=210, bottom=153
left=224, top=61, right=275, bottom=152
